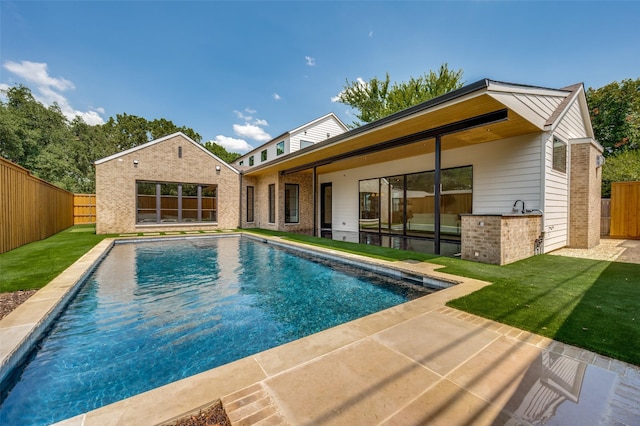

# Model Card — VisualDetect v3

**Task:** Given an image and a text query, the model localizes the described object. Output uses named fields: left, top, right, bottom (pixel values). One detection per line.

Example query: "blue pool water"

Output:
left=0, top=236, right=430, bottom=425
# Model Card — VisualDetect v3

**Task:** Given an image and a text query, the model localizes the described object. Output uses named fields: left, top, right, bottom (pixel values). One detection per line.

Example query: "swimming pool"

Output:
left=0, top=235, right=433, bottom=425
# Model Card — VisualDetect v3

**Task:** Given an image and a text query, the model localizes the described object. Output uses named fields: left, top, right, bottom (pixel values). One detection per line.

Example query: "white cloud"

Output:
left=273, top=93, right=281, bottom=101
left=210, top=135, right=254, bottom=153
left=2, top=60, right=106, bottom=125
left=369, top=31, right=374, bottom=38
left=244, top=107, right=256, bottom=114
left=305, top=56, right=316, bottom=67
left=234, top=109, right=252, bottom=121
left=254, top=118, right=268, bottom=126
left=331, top=77, right=367, bottom=102
left=233, top=123, right=272, bottom=142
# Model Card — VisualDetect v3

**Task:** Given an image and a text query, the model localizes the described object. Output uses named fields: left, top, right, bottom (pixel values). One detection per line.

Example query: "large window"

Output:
left=359, top=166, right=472, bottom=237
left=249, top=156, right=254, bottom=166
left=136, top=181, right=217, bottom=224
left=246, top=186, right=254, bottom=222
left=285, top=184, right=299, bottom=223
left=261, top=149, right=268, bottom=162
left=276, top=141, right=285, bottom=155
left=553, top=136, right=567, bottom=173
left=268, top=184, right=276, bottom=223
left=300, top=140, right=314, bottom=149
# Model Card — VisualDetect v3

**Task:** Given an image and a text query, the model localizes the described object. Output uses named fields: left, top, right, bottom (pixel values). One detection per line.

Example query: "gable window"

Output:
left=239, top=160, right=244, bottom=166
left=261, top=149, right=268, bottom=162
left=268, top=184, right=276, bottom=223
left=276, top=141, right=285, bottom=155
left=553, top=137, right=567, bottom=173
left=300, top=140, right=314, bottom=149
left=285, top=184, right=299, bottom=223
left=136, top=181, right=217, bottom=224
left=249, top=156, right=254, bottom=166
left=246, top=186, right=254, bottom=223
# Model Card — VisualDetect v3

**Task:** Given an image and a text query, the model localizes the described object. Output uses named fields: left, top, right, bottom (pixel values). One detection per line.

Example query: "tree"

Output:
left=336, top=63, right=465, bottom=127
left=202, top=141, right=242, bottom=163
left=601, top=149, right=640, bottom=197
left=586, top=78, right=640, bottom=155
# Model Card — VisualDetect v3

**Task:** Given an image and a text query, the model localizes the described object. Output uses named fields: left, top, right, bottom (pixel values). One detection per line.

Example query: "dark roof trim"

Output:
left=280, top=108, right=508, bottom=175
left=245, top=79, right=491, bottom=175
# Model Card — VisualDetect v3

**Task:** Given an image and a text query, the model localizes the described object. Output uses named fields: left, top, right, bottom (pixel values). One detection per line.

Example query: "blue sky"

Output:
left=2, top=1, right=639, bottom=154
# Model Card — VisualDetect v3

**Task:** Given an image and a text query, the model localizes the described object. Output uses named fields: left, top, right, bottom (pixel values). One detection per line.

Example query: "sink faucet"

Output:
left=513, top=200, right=525, bottom=214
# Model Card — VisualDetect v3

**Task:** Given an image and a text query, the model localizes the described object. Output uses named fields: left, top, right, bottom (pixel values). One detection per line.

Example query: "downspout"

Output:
left=238, top=172, right=243, bottom=229
left=434, top=135, right=442, bottom=255
left=313, top=166, right=317, bottom=236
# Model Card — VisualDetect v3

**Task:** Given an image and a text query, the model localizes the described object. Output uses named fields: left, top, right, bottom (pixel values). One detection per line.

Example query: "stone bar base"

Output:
left=461, top=214, right=542, bottom=265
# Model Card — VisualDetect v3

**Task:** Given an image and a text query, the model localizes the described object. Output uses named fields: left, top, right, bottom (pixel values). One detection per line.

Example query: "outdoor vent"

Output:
left=596, top=154, right=605, bottom=168
left=178, top=146, right=183, bottom=158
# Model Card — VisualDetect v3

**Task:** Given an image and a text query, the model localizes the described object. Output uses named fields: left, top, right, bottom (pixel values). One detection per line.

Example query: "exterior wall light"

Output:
left=215, top=165, right=221, bottom=171
left=133, top=160, right=139, bottom=168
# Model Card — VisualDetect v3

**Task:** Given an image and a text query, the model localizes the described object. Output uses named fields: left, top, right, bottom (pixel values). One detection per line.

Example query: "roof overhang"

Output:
left=242, top=79, right=578, bottom=177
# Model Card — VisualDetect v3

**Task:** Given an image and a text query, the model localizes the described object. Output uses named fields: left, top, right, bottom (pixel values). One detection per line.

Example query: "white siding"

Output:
left=290, top=117, right=346, bottom=152
left=490, top=92, right=566, bottom=129
left=542, top=98, right=590, bottom=252
left=318, top=133, right=544, bottom=235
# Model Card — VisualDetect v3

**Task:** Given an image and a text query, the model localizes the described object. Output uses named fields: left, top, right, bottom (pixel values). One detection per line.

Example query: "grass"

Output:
left=2, top=226, right=638, bottom=365
left=0, top=224, right=116, bottom=293
left=245, top=229, right=640, bottom=365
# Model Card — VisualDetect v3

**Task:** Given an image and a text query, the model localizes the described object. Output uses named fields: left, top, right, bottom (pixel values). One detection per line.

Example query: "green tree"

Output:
left=586, top=78, right=640, bottom=155
left=336, top=63, right=465, bottom=127
left=202, top=141, right=242, bottom=163
left=601, top=149, right=640, bottom=197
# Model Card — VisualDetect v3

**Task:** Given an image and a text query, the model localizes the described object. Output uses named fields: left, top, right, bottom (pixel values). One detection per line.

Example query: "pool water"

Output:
left=0, top=236, right=431, bottom=425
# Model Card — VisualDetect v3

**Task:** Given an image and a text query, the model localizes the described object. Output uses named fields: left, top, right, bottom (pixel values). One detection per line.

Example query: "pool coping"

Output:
left=0, top=232, right=471, bottom=422
left=4, top=233, right=638, bottom=425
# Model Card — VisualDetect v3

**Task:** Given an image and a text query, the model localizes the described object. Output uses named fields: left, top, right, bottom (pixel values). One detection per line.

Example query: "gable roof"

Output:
left=234, top=112, right=348, bottom=161
left=94, top=132, right=239, bottom=174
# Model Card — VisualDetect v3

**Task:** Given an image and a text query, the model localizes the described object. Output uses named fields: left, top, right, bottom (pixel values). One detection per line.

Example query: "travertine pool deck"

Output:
left=1, top=234, right=639, bottom=425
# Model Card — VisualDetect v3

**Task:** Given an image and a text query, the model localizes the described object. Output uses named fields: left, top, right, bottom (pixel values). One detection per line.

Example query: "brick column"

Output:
left=569, top=138, right=603, bottom=248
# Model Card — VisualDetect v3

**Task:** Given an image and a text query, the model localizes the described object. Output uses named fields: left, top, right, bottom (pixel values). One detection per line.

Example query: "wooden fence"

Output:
left=610, top=181, right=640, bottom=239
left=1, top=158, right=74, bottom=254
left=74, top=194, right=96, bottom=224
left=601, top=199, right=610, bottom=236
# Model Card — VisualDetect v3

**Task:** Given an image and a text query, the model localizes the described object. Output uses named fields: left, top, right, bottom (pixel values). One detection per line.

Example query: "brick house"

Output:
left=95, top=133, right=240, bottom=234
left=96, top=79, right=603, bottom=265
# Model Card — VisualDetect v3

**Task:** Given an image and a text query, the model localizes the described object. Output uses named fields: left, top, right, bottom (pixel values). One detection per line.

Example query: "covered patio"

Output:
left=239, top=79, right=601, bottom=264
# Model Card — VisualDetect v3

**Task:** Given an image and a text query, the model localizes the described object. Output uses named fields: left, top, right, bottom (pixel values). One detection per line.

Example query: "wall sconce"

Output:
left=133, top=160, right=139, bottom=168
left=215, top=165, right=221, bottom=172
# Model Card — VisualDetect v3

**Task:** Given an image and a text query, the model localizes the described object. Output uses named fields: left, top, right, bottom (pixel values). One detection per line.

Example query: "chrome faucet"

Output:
left=513, top=200, right=525, bottom=214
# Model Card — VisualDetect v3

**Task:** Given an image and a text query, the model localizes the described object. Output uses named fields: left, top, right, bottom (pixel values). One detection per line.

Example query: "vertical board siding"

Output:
left=74, top=194, right=97, bottom=224
left=1, top=158, right=74, bottom=254
left=610, top=182, right=640, bottom=238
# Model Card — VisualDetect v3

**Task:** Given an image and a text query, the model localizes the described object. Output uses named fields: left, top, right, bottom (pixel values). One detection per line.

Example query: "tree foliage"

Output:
left=0, top=84, right=208, bottom=193
left=336, top=63, right=465, bottom=127
left=202, top=141, right=242, bottom=163
left=586, top=78, right=640, bottom=155
left=601, top=149, right=640, bottom=197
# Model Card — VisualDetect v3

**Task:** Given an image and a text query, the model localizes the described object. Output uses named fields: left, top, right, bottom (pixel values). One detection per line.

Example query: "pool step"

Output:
left=222, top=383, right=289, bottom=425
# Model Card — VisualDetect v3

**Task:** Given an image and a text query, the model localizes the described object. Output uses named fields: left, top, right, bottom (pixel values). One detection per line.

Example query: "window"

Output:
left=268, top=184, right=275, bottom=223
left=285, top=184, right=299, bottom=223
left=249, top=156, right=254, bottom=166
left=246, top=186, right=254, bottom=222
left=300, top=140, right=314, bottom=149
left=553, top=137, right=567, bottom=173
left=359, top=166, right=472, bottom=237
left=261, top=149, right=267, bottom=162
left=136, top=181, right=217, bottom=224
left=239, top=160, right=244, bottom=166
left=276, top=141, right=285, bottom=155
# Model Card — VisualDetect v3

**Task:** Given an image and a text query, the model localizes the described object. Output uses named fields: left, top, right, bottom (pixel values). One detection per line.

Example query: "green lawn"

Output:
left=2, top=226, right=638, bottom=365
left=0, top=224, right=116, bottom=293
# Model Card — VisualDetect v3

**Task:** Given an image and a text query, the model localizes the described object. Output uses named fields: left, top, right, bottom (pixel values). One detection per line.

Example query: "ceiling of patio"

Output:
left=244, top=93, right=541, bottom=177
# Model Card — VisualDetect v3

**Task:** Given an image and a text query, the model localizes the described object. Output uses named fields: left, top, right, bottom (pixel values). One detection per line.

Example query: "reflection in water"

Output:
left=505, top=351, right=617, bottom=425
